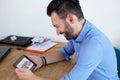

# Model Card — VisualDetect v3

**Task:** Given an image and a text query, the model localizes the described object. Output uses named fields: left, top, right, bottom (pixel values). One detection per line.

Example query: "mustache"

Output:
left=59, top=32, right=69, bottom=36
left=59, top=32, right=64, bottom=34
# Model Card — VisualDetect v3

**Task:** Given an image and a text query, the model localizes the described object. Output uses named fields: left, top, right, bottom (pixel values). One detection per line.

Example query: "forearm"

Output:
left=45, top=49, right=65, bottom=65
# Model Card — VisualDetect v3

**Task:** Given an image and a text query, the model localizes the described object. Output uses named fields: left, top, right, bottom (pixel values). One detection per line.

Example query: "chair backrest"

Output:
left=114, top=47, right=120, bottom=78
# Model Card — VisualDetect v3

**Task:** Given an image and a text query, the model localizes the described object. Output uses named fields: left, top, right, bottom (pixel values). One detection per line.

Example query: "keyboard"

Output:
left=0, top=46, right=11, bottom=61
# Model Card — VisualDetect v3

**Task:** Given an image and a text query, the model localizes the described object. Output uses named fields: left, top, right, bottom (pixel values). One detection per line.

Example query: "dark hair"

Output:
left=47, top=0, right=84, bottom=20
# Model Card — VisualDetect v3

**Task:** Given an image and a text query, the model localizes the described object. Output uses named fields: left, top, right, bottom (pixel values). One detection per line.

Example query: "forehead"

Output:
left=51, top=12, right=61, bottom=25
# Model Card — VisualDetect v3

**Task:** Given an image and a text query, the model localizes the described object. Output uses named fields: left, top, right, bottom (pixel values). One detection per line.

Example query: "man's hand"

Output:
left=25, top=54, right=43, bottom=70
left=15, top=68, right=40, bottom=80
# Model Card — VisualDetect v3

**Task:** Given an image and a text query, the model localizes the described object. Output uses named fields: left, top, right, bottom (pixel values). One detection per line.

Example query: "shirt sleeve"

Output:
left=60, top=40, right=75, bottom=61
left=60, top=39, right=103, bottom=80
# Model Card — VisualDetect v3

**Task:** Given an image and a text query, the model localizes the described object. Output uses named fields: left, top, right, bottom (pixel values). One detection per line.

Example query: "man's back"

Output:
left=60, top=20, right=119, bottom=80
left=85, top=21, right=119, bottom=80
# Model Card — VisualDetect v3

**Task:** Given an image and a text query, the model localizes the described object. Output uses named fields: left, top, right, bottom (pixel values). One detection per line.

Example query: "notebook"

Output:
left=0, top=46, right=11, bottom=61
left=25, top=41, right=58, bottom=53
left=0, top=35, right=33, bottom=47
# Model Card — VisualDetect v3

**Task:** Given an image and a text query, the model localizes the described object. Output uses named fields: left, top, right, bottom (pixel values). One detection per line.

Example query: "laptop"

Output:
left=0, top=46, right=11, bottom=61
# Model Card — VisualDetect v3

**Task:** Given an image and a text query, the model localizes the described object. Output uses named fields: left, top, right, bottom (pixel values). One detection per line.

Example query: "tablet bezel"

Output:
left=13, top=55, right=37, bottom=71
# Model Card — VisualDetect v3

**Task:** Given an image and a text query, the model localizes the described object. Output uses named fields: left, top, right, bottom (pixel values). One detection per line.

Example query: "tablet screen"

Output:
left=13, top=55, right=36, bottom=71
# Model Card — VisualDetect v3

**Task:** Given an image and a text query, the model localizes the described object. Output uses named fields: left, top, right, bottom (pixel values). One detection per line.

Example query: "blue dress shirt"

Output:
left=60, top=20, right=119, bottom=80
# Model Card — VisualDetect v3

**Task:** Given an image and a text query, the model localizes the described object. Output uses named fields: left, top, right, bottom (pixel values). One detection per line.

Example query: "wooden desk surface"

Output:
left=0, top=42, right=75, bottom=80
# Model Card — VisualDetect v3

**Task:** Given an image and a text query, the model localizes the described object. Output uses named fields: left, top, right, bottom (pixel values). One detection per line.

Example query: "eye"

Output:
left=53, top=24, right=59, bottom=28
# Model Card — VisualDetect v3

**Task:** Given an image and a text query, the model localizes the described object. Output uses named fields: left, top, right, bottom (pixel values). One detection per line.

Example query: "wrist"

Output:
left=40, top=56, right=47, bottom=66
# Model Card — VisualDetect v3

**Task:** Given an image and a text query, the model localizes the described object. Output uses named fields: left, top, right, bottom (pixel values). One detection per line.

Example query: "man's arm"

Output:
left=45, top=49, right=65, bottom=65
left=15, top=49, right=65, bottom=80
left=25, top=49, right=65, bottom=70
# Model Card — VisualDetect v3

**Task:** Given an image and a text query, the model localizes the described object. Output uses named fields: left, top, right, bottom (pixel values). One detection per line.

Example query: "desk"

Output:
left=0, top=42, right=75, bottom=80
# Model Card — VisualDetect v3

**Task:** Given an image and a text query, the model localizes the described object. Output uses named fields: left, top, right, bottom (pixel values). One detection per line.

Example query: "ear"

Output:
left=66, top=13, right=74, bottom=24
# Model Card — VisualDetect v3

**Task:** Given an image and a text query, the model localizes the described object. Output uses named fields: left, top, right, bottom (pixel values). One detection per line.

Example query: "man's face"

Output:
left=51, top=12, right=74, bottom=40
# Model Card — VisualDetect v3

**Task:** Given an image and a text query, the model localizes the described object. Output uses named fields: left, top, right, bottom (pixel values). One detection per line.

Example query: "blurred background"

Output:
left=0, top=0, right=120, bottom=47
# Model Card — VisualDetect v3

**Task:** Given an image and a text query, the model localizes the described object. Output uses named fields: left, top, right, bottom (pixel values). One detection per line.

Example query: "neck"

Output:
left=74, top=18, right=86, bottom=38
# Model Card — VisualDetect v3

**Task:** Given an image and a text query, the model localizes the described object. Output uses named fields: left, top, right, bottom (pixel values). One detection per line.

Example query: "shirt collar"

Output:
left=74, top=20, right=93, bottom=42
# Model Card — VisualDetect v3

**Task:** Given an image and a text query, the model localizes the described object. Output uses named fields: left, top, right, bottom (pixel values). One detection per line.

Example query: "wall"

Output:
left=0, top=0, right=120, bottom=47
left=81, top=0, right=120, bottom=47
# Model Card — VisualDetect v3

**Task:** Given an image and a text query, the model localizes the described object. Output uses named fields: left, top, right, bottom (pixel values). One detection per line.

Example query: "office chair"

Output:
left=114, top=47, right=120, bottom=78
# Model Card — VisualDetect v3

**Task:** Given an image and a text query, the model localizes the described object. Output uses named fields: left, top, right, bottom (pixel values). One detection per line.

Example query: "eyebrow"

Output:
left=53, top=24, right=59, bottom=28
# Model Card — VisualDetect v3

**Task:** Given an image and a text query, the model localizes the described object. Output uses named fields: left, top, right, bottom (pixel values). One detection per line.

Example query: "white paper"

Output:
left=26, top=41, right=57, bottom=52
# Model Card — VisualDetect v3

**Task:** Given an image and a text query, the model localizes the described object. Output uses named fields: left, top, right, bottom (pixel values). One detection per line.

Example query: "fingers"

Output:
left=15, top=68, right=28, bottom=73
left=15, top=68, right=35, bottom=80
left=24, top=54, right=43, bottom=70
left=25, top=54, right=35, bottom=59
left=25, top=55, right=39, bottom=62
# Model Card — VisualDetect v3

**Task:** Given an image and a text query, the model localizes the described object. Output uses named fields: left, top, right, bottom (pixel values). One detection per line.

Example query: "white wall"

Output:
left=80, top=0, right=120, bottom=47
left=0, top=0, right=120, bottom=47
left=0, top=0, right=66, bottom=41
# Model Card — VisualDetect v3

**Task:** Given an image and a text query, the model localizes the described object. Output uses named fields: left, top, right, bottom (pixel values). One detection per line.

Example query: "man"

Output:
left=15, top=0, right=119, bottom=80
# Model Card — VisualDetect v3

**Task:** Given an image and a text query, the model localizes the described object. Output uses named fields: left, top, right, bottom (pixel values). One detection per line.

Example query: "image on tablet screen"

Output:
left=16, top=57, right=34, bottom=70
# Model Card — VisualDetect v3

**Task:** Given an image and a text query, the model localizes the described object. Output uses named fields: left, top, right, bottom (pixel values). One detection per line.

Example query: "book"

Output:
left=24, top=41, right=58, bottom=53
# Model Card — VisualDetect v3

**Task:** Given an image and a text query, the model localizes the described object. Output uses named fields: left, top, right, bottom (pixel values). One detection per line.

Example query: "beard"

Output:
left=64, top=30, right=73, bottom=40
left=63, top=22, right=74, bottom=40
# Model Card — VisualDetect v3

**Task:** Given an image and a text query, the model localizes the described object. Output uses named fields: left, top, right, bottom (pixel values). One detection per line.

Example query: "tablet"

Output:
left=13, top=55, right=37, bottom=71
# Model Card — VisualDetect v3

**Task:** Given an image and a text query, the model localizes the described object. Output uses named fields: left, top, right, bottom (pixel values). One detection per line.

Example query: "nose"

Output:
left=56, top=29, right=61, bottom=35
